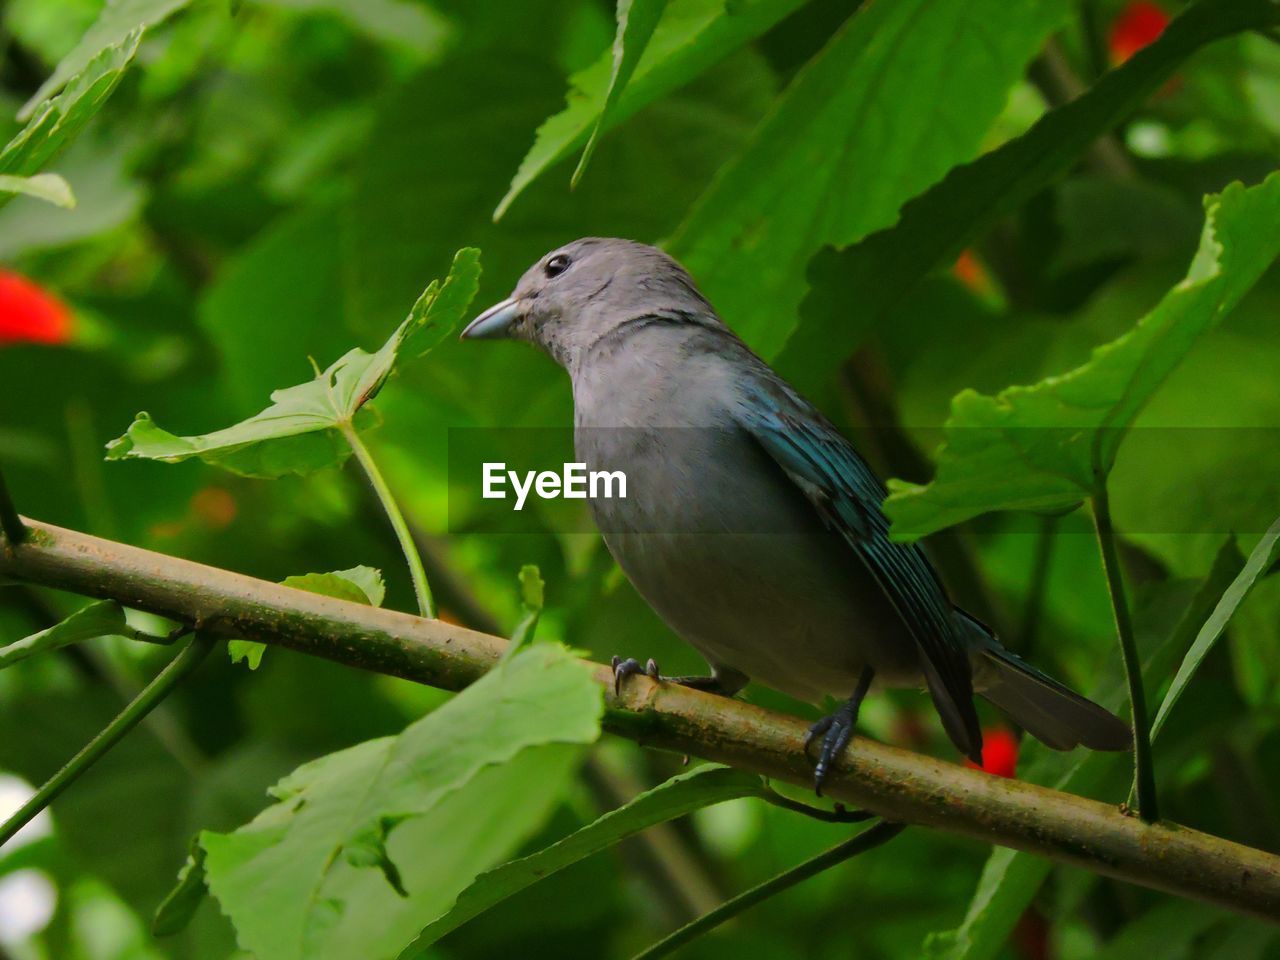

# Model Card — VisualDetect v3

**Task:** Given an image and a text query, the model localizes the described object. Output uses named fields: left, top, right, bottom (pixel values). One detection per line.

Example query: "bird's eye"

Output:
left=544, top=254, right=572, bottom=278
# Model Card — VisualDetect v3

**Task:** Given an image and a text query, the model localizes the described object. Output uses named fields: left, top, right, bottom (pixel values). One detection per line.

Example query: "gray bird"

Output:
left=462, top=238, right=1129, bottom=789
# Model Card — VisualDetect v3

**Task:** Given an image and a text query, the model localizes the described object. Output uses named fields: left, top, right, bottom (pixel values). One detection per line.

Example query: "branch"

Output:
left=1, top=518, right=1278, bottom=922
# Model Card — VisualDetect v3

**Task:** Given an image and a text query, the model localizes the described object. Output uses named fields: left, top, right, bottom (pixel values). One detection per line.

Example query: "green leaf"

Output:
left=230, top=566, right=386, bottom=670
left=783, top=0, right=1280, bottom=391
left=105, top=248, right=481, bottom=479
left=400, top=764, right=765, bottom=956
left=500, top=564, right=546, bottom=665
left=0, top=30, right=141, bottom=207
left=518, top=564, right=543, bottom=612
left=227, top=639, right=268, bottom=671
left=0, top=600, right=134, bottom=670
left=1151, top=517, right=1280, bottom=738
left=197, top=644, right=602, bottom=960
left=886, top=172, right=1280, bottom=540
left=283, top=566, right=386, bottom=607
left=669, top=0, right=1069, bottom=358
left=0, top=173, right=76, bottom=208
left=18, top=0, right=191, bottom=120
left=152, top=840, right=208, bottom=937
left=571, top=0, right=668, bottom=188
left=494, top=0, right=805, bottom=219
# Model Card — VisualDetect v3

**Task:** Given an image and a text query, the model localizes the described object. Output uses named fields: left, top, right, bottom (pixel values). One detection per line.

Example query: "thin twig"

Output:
left=1092, top=484, right=1158, bottom=823
left=0, top=632, right=213, bottom=849
left=629, top=821, right=906, bottom=960
left=0, top=468, right=26, bottom=546
left=340, top=425, right=435, bottom=619
left=760, top=783, right=873, bottom=823
left=1018, top=515, right=1058, bottom=653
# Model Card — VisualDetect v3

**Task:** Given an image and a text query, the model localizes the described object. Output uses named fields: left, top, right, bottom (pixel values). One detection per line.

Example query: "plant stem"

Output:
left=0, top=468, right=25, bottom=545
left=630, top=821, right=906, bottom=960
left=341, top=425, right=435, bottom=619
left=1092, top=484, right=1158, bottom=823
left=0, top=633, right=213, bottom=849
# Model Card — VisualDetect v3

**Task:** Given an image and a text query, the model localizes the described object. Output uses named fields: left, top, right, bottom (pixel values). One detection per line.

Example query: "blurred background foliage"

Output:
left=1, top=0, right=1279, bottom=958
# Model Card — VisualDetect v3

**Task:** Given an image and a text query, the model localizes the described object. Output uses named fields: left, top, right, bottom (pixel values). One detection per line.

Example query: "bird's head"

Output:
left=460, top=238, right=714, bottom=368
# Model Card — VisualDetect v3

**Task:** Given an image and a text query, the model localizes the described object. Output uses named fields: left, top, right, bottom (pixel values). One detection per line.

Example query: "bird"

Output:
left=461, top=237, right=1130, bottom=792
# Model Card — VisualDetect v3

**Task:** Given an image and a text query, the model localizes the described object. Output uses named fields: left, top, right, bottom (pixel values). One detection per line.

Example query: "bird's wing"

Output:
left=738, top=384, right=982, bottom=762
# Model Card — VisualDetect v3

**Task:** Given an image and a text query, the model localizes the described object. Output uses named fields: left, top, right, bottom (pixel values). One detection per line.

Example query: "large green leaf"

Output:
left=105, top=248, right=481, bottom=478
left=0, top=31, right=141, bottom=205
left=669, top=0, right=1068, bottom=358
left=886, top=173, right=1280, bottom=540
left=0, top=173, right=75, bottom=208
left=18, top=0, right=191, bottom=119
left=1151, top=517, right=1280, bottom=738
left=783, top=0, right=1280, bottom=391
left=195, top=644, right=602, bottom=960
left=494, top=0, right=804, bottom=219
left=400, top=764, right=766, bottom=955
left=571, top=0, right=667, bottom=188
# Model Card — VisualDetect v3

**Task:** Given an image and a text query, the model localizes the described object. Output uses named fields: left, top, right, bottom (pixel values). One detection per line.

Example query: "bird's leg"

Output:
left=610, top=657, right=747, bottom=697
left=804, top=666, right=875, bottom=796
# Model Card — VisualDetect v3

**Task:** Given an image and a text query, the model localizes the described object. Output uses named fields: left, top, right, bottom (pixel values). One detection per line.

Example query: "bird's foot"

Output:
left=610, top=656, right=737, bottom=696
left=804, top=704, right=860, bottom=797
left=803, top=666, right=875, bottom=796
left=611, top=655, right=659, bottom=694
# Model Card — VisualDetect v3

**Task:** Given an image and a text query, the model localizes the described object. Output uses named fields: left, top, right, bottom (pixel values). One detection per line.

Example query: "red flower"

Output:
left=0, top=270, right=73, bottom=345
left=1109, top=2, right=1169, bottom=64
left=966, top=726, right=1020, bottom=778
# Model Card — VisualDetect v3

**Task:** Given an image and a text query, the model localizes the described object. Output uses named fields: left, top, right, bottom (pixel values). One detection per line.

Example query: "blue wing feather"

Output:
left=738, top=378, right=982, bottom=761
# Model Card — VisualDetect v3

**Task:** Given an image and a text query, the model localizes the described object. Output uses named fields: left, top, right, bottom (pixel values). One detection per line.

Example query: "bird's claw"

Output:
left=611, top=655, right=659, bottom=695
left=804, top=705, right=858, bottom=797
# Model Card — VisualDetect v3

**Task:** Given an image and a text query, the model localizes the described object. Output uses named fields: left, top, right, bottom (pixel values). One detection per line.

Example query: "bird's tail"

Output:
left=956, top=611, right=1131, bottom=752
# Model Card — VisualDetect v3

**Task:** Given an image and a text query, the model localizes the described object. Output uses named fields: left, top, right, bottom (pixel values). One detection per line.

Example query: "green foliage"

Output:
left=0, top=599, right=135, bottom=670
left=923, top=542, right=1246, bottom=960
left=19, top=0, right=189, bottom=118
left=785, top=0, right=1280, bottom=390
left=105, top=248, right=481, bottom=478
left=4, top=0, right=1280, bottom=956
left=256, top=0, right=448, bottom=57
left=0, top=171, right=75, bottom=207
left=671, top=0, right=1068, bottom=357
left=0, top=29, right=140, bottom=198
left=501, top=564, right=545, bottom=663
left=1152, top=518, right=1280, bottom=738
left=404, top=764, right=767, bottom=953
left=495, top=0, right=804, bottom=219
left=193, top=644, right=602, bottom=960
left=571, top=0, right=668, bottom=188
left=885, top=173, right=1280, bottom=539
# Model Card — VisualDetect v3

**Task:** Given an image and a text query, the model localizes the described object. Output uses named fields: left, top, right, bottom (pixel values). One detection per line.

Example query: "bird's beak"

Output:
left=460, top=297, right=519, bottom=340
